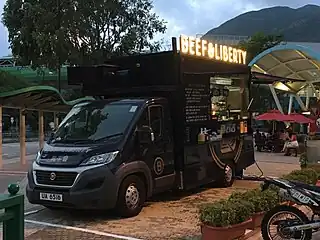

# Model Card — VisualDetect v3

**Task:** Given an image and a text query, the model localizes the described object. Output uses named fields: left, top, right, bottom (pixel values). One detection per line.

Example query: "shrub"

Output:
left=283, top=168, right=318, bottom=185
left=199, top=168, right=320, bottom=227
left=199, top=198, right=254, bottom=227
left=306, top=163, right=320, bottom=178
left=229, top=189, right=279, bottom=213
left=299, top=152, right=308, bottom=169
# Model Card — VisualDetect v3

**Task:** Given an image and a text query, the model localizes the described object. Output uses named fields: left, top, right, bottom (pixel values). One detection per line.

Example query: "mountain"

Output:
left=204, top=4, right=320, bottom=42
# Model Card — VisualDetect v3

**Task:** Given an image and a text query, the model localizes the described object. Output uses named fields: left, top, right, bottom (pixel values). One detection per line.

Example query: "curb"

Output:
left=0, top=170, right=27, bottom=175
left=3, top=139, right=39, bottom=144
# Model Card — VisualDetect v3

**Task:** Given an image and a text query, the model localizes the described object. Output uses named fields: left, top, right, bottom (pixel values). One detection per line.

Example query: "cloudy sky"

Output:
left=0, top=0, right=319, bottom=56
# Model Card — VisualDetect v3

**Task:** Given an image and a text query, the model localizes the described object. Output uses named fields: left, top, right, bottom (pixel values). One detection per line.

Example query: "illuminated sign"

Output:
left=179, top=35, right=247, bottom=65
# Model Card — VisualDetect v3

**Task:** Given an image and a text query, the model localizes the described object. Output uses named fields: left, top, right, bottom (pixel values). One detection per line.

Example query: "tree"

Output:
left=238, top=32, right=283, bottom=63
left=2, top=0, right=167, bottom=69
left=238, top=32, right=284, bottom=113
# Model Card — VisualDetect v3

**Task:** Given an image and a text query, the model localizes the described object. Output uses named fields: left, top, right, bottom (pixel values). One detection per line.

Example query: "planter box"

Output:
left=201, top=219, right=252, bottom=240
left=281, top=201, right=295, bottom=206
left=249, top=212, right=265, bottom=230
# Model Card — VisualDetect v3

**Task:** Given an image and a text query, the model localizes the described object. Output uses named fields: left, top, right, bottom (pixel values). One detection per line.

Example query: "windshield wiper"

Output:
left=52, top=138, right=94, bottom=144
left=93, top=133, right=124, bottom=142
left=51, top=133, right=123, bottom=144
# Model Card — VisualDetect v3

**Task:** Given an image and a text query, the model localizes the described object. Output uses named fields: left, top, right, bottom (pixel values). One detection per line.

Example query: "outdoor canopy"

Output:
left=288, top=113, right=313, bottom=124
left=255, top=110, right=294, bottom=122
left=255, top=110, right=313, bottom=124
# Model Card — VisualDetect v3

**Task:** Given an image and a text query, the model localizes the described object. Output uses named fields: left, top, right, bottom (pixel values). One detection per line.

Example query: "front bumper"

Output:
left=26, top=162, right=120, bottom=210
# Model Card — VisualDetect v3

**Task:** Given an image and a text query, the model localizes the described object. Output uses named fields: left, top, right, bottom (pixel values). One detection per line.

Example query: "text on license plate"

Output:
left=40, top=192, right=63, bottom=202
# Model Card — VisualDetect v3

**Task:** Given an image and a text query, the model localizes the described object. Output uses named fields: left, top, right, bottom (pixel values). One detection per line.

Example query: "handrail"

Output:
left=0, top=183, right=24, bottom=240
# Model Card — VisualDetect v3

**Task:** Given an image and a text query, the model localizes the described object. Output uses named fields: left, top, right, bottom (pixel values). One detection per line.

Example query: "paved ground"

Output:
left=25, top=227, right=119, bottom=240
left=245, top=151, right=300, bottom=178
left=17, top=151, right=299, bottom=239
left=22, top=180, right=260, bottom=240
left=2, top=141, right=39, bottom=161
left=0, top=174, right=26, bottom=193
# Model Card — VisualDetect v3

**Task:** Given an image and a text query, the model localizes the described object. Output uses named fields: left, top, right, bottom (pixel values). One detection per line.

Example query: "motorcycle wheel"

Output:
left=261, top=205, right=312, bottom=240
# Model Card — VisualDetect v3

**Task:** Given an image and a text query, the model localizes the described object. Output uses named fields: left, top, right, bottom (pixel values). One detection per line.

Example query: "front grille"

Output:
left=35, top=170, right=78, bottom=187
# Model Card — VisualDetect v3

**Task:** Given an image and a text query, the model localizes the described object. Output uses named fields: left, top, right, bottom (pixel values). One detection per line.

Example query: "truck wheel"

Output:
left=116, top=175, right=146, bottom=218
left=217, top=164, right=235, bottom=188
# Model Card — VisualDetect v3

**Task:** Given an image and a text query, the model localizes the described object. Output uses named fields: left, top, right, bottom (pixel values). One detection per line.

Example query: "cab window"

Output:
left=149, top=106, right=163, bottom=138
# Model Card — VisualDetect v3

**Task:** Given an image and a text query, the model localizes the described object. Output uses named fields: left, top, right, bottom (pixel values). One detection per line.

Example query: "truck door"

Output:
left=141, top=103, right=176, bottom=192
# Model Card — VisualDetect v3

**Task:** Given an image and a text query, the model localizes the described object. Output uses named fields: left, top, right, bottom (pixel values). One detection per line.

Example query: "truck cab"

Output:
left=27, top=97, right=178, bottom=217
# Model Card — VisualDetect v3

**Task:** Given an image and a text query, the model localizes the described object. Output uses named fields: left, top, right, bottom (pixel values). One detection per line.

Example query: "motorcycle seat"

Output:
left=291, top=181, right=320, bottom=193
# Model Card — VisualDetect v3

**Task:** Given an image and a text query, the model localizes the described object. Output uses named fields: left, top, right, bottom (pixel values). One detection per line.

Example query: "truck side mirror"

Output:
left=137, top=126, right=154, bottom=144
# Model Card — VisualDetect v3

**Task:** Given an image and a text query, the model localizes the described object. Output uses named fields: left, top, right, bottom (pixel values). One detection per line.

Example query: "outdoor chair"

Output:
left=285, top=146, right=298, bottom=157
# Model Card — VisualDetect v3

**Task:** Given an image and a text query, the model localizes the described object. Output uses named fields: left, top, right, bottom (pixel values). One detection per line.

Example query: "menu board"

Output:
left=184, top=75, right=210, bottom=123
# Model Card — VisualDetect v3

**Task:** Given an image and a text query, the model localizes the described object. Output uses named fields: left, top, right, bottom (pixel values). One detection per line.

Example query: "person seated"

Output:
left=282, top=132, right=299, bottom=156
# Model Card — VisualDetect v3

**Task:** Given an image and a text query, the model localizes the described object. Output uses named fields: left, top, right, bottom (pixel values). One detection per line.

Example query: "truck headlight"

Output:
left=80, top=151, right=119, bottom=166
left=35, top=151, right=41, bottom=164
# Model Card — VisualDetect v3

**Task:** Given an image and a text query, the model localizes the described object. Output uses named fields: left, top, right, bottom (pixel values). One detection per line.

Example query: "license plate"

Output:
left=39, top=192, right=63, bottom=202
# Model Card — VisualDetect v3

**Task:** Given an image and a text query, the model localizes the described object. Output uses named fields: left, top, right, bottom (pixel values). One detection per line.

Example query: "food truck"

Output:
left=26, top=35, right=255, bottom=217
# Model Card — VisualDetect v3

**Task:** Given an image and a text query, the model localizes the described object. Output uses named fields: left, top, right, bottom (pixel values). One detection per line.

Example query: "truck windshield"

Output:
left=52, top=102, right=139, bottom=143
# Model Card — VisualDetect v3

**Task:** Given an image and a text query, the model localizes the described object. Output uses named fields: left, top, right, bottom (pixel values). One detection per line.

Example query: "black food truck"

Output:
left=26, top=35, right=255, bottom=217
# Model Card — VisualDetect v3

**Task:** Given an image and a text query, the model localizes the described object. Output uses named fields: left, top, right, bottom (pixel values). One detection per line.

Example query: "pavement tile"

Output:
left=25, top=227, right=117, bottom=240
left=0, top=159, right=33, bottom=172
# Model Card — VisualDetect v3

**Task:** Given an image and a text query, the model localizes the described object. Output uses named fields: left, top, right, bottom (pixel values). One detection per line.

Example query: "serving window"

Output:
left=210, top=74, right=249, bottom=121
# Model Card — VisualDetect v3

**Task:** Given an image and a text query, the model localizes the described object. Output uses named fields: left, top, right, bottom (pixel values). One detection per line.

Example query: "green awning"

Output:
left=0, top=86, right=94, bottom=112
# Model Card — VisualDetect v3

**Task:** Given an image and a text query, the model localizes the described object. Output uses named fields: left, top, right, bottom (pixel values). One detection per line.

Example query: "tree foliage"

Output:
left=238, top=32, right=284, bottom=63
left=2, top=0, right=167, bottom=69
left=238, top=32, right=284, bottom=113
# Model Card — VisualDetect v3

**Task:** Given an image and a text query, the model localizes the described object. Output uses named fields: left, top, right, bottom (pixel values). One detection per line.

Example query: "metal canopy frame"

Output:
left=251, top=71, right=305, bottom=85
left=0, top=86, right=94, bottom=112
left=249, top=43, right=320, bottom=113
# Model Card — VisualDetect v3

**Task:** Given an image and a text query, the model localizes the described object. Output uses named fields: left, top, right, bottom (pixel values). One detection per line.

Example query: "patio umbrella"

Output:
left=288, top=113, right=313, bottom=124
left=255, top=110, right=294, bottom=122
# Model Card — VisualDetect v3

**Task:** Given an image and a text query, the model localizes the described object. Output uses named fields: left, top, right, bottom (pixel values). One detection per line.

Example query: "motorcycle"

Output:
left=261, top=177, right=320, bottom=240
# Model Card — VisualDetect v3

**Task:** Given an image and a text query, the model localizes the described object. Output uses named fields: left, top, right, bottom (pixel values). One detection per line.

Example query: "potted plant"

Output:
left=229, top=189, right=279, bottom=230
left=199, top=198, right=253, bottom=240
left=251, top=189, right=280, bottom=229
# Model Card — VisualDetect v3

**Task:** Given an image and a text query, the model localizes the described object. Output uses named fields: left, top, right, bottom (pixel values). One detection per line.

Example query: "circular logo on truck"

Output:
left=50, top=172, right=56, bottom=181
left=316, top=118, right=320, bottom=127
left=153, top=157, right=164, bottom=175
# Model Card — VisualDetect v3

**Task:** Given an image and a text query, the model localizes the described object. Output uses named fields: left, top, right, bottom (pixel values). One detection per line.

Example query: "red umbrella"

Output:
left=288, top=113, right=313, bottom=124
left=255, top=110, right=294, bottom=122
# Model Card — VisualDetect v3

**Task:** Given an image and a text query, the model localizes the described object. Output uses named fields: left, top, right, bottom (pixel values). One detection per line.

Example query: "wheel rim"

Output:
left=225, top=165, right=233, bottom=183
left=266, top=210, right=306, bottom=239
left=125, top=184, right=140, bottom=209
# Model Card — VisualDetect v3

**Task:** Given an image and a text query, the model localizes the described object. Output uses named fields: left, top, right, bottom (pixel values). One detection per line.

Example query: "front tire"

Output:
left=115, top=175, right=146, bottom=218
left=261, top=205, right=312, bottom=240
